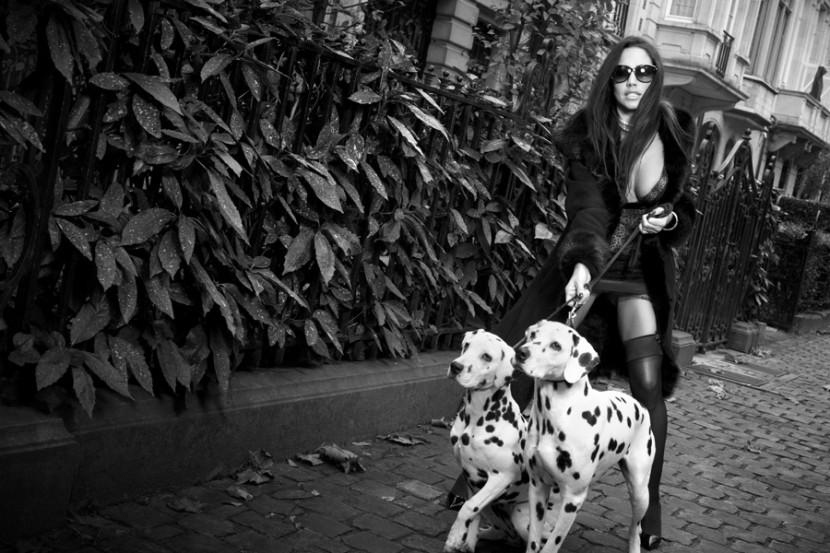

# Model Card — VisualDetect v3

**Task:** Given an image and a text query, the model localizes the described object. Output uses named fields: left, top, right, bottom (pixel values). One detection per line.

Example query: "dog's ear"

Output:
left=563, top=328, right=600, bottom=384
left=502, top=345, right=517, bottom=385
left=461, top=330, right=474, bottom=350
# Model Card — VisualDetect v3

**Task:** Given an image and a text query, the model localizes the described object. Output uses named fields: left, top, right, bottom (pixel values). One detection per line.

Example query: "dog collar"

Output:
left=539, top=377, right=570, bottom=385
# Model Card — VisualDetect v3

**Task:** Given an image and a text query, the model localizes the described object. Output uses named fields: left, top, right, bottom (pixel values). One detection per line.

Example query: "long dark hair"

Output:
left=562, top=36, right=687, bottom=191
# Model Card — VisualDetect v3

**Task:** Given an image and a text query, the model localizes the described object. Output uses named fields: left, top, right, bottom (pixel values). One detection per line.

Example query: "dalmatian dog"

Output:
left=444, top=329, right=557, bottom=553
left=514, top=320, right=655, bottom=553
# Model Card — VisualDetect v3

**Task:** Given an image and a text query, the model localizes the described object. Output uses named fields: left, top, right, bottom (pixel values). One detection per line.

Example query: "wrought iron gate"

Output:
left=674, top=130, right=776, bottom=347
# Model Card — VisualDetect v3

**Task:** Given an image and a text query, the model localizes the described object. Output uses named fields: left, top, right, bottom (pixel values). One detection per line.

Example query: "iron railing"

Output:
left=715, top=31, right=734, bottom=77
left=612, top=0, right=630, bottom=36
left=675, top=130, right=776, bottom=347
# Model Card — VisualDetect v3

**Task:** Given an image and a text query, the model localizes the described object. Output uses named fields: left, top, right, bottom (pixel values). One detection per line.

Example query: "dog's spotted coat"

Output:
left=515, top=320, right=655, bottom=553
left=443, top=330, right=556, bottom=553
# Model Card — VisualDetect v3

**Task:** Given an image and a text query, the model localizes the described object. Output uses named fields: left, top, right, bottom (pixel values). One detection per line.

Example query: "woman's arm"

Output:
left=557, top=160, right=610, bottom=279
left=659, top=191, right=696, bottom=246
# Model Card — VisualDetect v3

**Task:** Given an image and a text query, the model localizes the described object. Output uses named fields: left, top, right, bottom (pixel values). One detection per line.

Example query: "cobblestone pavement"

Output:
left=2, top=330, right=829, bottom=552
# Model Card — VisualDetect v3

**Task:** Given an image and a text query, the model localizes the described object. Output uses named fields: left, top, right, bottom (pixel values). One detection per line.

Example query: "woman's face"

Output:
left=612, top=47, right=654, bottom=114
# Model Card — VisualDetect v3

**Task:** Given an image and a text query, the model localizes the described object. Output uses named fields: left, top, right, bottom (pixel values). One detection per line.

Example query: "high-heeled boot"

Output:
left=624, top=334, right=666, bottom=550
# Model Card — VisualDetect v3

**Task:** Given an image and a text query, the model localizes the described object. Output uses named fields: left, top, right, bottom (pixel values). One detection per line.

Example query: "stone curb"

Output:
left=0, top=351, right=458, bottom=540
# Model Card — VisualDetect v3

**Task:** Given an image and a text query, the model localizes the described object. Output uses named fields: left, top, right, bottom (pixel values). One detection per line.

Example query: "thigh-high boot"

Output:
left=624, top=335, right=666, bottom=549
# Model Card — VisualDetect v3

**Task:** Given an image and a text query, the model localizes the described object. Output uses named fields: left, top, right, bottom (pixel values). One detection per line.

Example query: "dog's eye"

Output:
left=551, top=341, right=561, bottom=351
left=482, top=353, right=492, bottom=362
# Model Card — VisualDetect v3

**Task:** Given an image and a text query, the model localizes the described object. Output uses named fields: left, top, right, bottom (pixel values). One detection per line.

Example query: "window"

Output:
left=469, top=17, right=499, bottom=78
left=726, top=0, right=739, bottom=33
left=749, top=0, right=791, bottom=83
left=612, top=0, right=631, bottom=35
left=778, top=159, right=791, bottom=190
left=766, top=1, right=791, bottom=82
left=669, top=0, right=697, bottom=18
left=810, top=7, right=828, bottom=64
left=748, top=0, right=770, bottom=73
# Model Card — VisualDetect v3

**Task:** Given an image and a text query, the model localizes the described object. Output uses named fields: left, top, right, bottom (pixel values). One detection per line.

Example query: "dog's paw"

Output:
left=442, top=543, right=474, bottom=553
left=443, top=528, right=474, bottom=553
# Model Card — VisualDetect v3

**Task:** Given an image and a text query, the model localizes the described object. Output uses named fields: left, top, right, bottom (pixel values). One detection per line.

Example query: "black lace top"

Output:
left=602, top=167, right=668, bottom=284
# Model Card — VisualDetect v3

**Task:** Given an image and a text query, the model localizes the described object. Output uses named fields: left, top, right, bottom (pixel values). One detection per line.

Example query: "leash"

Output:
left=509, top=209, right=663, bottom=351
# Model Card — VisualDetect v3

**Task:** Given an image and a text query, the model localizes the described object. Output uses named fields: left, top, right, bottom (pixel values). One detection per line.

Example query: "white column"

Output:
left=426, top=0, right=479, bottom=73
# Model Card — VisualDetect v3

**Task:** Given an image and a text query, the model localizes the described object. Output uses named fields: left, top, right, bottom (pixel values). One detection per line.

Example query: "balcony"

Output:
left=655, top=23, right=746, bottom=114
left=729, top=75, right=778, bottom=127
left=771, top=90, right=830, bottom=147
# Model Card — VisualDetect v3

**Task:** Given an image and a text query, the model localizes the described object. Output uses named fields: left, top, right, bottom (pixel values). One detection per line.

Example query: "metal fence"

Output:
left=675, top=130, right=776, bottom=347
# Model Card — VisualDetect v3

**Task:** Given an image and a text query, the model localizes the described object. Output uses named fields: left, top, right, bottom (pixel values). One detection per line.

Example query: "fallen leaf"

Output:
left=707, top=378, right=729, bottom=399
left=317, top=444, right=365, bottom=473
left=430, top=417, right=452, bottom=429
left=296, top=452, right=323, bottom=466
left=166, top=497, right=205, bottom=513
left=753, top=347, right=773, bottom=358
left=378, top=434, right=426, bottom=446
left=70, top=513, right=112, bottom=529
left=236, top=468, right=271, bottom=485
left=722, top=352, right=749, bottom=364
left=249, top=449, right=274, bottom=470
left=226, top=485, right=253, bottom=502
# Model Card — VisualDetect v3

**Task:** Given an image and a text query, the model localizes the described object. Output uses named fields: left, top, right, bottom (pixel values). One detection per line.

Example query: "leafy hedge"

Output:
left=0, top=0, right=609, bottom=416
left=800, top=232, right=830, bottom=310
left=777, top=196, right=830, bottom=231
left=755, top=195, right=830, bottom=326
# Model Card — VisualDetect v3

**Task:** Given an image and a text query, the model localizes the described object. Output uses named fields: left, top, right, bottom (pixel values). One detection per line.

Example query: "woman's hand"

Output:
left=639, top=204, right=678, bottom=234
left=565, top=263, right=592, bottom=305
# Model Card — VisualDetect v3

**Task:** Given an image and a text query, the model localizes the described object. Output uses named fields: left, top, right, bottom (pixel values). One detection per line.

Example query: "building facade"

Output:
left=617, top=0, right=830, bottom=199
left=312, top=0, right=830, bottom=197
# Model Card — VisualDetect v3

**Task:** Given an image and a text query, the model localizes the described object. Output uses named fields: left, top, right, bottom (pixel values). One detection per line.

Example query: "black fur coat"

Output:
left=494, top=108, right=696, bottom=400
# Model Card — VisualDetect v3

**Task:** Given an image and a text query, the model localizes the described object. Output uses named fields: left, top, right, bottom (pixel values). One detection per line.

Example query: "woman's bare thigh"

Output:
left=617, top=296, right=657, bottom=341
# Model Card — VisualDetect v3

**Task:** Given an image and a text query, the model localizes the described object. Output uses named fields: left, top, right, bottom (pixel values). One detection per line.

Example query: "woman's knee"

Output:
left=629, top=367, right=662, bottom=403
left=624, top=335, right=663, bottom=403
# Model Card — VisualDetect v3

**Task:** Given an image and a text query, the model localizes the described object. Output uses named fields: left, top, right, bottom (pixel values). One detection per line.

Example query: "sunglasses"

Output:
left=611, top=64, right=658, bottom=84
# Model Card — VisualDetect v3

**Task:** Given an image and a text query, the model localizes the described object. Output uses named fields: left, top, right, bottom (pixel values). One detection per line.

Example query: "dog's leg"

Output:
left=536, top=482, right=589, bottom=553
left=443, top=473, right=515, bottom=553
left=620, top=460, right=649, bottom=553
left=524, top=475, right=553, bottom=553
left=621, top=427, right=655, bottom=553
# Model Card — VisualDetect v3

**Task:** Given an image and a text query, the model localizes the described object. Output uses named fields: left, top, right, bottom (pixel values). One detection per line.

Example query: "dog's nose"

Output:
left=515, top=346, right=528, bottom=362
left=449, top=361, right=463, bottom=376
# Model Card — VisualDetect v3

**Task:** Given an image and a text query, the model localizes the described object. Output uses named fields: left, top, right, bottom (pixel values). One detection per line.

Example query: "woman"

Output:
left=447, top=36, right=696, bottom=550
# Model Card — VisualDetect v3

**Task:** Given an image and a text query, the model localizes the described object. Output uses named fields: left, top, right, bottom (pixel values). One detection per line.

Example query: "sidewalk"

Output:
left=2, top=328, right=829, bottom=552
